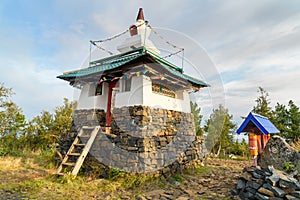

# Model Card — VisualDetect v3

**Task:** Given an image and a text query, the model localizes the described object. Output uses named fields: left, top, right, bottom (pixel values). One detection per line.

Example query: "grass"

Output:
left=0, top=152, right=250, bottom=199
left=0, top=152, right=165, bottom=199
left=291, top=139, right=300, bottom=152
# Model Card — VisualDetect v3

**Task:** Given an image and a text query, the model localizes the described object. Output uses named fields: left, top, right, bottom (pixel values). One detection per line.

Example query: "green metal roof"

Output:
left=155, top=59, right=209, bottom=87
left=57, top=47, right=209, bottom=87
left=57, top=48, right=144, bottom=79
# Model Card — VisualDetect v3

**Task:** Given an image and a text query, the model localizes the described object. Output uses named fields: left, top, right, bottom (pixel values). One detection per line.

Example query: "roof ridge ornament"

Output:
left=136, top=8, right=144, bottom=21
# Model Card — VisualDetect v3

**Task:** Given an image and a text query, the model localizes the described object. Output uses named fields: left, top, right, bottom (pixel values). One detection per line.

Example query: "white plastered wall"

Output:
left=115, top=75, right=191, bottom=113
left=77, top=82, right=109, bottom=111
left=77, top=75, right=191, bottom=113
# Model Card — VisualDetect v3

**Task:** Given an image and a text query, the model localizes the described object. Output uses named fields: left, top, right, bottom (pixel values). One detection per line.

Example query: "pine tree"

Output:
left=252, top=87, right=273, bottom=120
left=190, top=101, right=203, bottom=136
left=204, top=104, right=236, bottom=156
left=273, top=103, right=289, bottom=136
left=287, top=100, right=300, bottom=142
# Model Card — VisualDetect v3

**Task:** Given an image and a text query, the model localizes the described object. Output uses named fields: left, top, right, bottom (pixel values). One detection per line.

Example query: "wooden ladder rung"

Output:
left=68, top=153, right=81, bottom=156
left=57, top=173, right=65, bottom=176
left=74, top=143, right=85, bottom=147
left=56, top=126, right=101, bottom=177
left=62, top=162, right=76, bottom=166
left=82, top=126, right=95, bottom=130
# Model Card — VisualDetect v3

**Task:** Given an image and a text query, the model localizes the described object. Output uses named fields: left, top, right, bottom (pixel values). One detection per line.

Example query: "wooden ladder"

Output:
left=56, top=126, right=101, bottom=176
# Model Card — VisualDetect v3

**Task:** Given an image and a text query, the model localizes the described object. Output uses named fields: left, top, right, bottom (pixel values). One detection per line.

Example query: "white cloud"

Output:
left=1, top=0, right=300, bottom=126
left=1, top=59, right=73, bottom=119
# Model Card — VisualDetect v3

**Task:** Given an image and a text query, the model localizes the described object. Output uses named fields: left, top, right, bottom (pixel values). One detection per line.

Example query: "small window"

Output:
left=95, top=83, right=102, bottom=95
left=123, top=78, right=131, bottom=92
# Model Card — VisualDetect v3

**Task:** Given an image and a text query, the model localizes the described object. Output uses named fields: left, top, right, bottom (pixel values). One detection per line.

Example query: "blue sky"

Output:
left=1, top=0, right=300, bottom=127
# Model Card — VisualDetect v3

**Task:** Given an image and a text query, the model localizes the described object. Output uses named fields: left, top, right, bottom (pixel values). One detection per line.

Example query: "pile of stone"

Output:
left=232, top=165, right=300, bottom=199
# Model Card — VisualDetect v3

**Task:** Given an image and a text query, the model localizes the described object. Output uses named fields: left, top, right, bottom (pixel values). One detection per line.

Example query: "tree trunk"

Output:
left=216, top=143, right=221, bottom=157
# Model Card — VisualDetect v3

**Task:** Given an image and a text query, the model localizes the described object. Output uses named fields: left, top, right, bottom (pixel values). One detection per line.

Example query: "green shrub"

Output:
left=0, top=145, right=23, bottom=157
left=109, top=167, right=121, bottom=179
left=0, top=146, right=9, bottom=157
left=172, top=174, right=184, bottom=183
left=283, top=162, right=296, bottom=173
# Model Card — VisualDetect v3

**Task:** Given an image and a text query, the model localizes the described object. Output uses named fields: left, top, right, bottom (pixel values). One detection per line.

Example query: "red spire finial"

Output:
left=136, top=8, right=144, bottom=21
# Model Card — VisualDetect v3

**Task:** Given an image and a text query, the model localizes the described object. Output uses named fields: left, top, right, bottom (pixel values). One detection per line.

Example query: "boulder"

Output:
left=258, top=135, right=300, bottom=173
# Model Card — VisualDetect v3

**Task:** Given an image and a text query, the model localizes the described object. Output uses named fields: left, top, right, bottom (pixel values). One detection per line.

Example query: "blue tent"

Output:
left=236, top=112, right=279, bottom=135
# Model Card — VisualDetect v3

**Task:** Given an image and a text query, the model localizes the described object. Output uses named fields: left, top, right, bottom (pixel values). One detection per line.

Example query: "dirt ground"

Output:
left=0, top=157, right=251, bottom=200
left=134, top=158, right=251, bottom=200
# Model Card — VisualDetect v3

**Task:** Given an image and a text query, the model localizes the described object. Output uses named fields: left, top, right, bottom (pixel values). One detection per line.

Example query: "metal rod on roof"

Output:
left=89, top=42, right=92, bottom=67
left=181, top=49, right=184, bottom=71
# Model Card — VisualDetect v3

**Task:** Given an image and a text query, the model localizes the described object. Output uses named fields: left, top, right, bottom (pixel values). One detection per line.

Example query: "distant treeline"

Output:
left=0, top=83, right=299, bottom=158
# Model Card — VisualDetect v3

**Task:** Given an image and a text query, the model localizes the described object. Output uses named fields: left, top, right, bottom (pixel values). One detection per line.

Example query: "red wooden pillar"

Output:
left=262, top=134, right=271, bottom=149
left=105, top=81, right=116, bottom=127
left=257, top=133, right=262, bottom=154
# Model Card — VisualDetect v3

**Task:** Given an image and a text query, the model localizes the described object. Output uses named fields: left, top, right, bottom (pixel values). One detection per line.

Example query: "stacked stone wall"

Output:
left=58, top=106, right=207, bottom=176
left=90, top=105, right=206, bottom=175
left=73, top=109, right=106, bottom=128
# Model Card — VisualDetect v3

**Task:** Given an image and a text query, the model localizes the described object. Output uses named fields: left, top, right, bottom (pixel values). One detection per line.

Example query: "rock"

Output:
left=160, top=193, right=173, bottom=200
left=236, top=178, right=246, bottom=190
left=159, top=197, right=169, bottom=200
left=270, top=186, right=286, bottom=197
left=176, top=196, right=189, bottom=200
left=197, top=191, right=206, bottom=195
left=241, top=171, right=253, bottom=181
left=231, top=189, right=239, bottom=195
left=258, top=187, right=275, bottom=197
left=167, top=177, right=181, bottom=186
left=245, top=186, right=257, bottom=194
left=258, top=136, right=300, bottom=173
left=267, top=175, right=280, bottom=186
left=278, top=178, right=300, bottom=189
left=263, top=183, right=275, bottom=192
left=285, top=194, right=299, bottom=200
left=246, top=180, right=261, bottom=190
left=255, top=192, right=270, bottom=200
left=136, top=195, right=147, bottom=200
left=253, top=171, right=265, bottom=179
left=181, top=189, right=195, bottom=196
left=239, top=190, right=255, bottom=199
left=233, top=165, right=300, bottom=199
left=144, top=189, right=164, bottom=199
left=290, top=191, right=300, bottom=198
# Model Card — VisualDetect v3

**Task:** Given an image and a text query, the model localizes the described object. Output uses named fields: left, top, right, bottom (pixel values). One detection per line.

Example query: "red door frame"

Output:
left=105, top=81, right=116, bottom=127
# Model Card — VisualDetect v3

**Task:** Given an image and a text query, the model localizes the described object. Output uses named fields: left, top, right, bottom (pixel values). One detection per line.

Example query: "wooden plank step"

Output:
left=56, top=126, right=101, bottom=177
left=82, top=126, right=95, bottom=130
left=74, top=143, right=85, bottom=147
left=71, top=126, right=100, bottom=176
left=62, top=162, right=76, bottom=166
left=67, top=153, right=81, bottom=156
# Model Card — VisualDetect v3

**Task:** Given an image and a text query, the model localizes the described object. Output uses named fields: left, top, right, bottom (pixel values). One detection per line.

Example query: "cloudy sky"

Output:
left=1, top=0, right=300, bottom=127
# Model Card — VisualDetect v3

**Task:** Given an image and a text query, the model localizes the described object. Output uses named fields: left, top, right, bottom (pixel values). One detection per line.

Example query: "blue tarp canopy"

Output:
left=236, top=112, right=279, bottom=135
